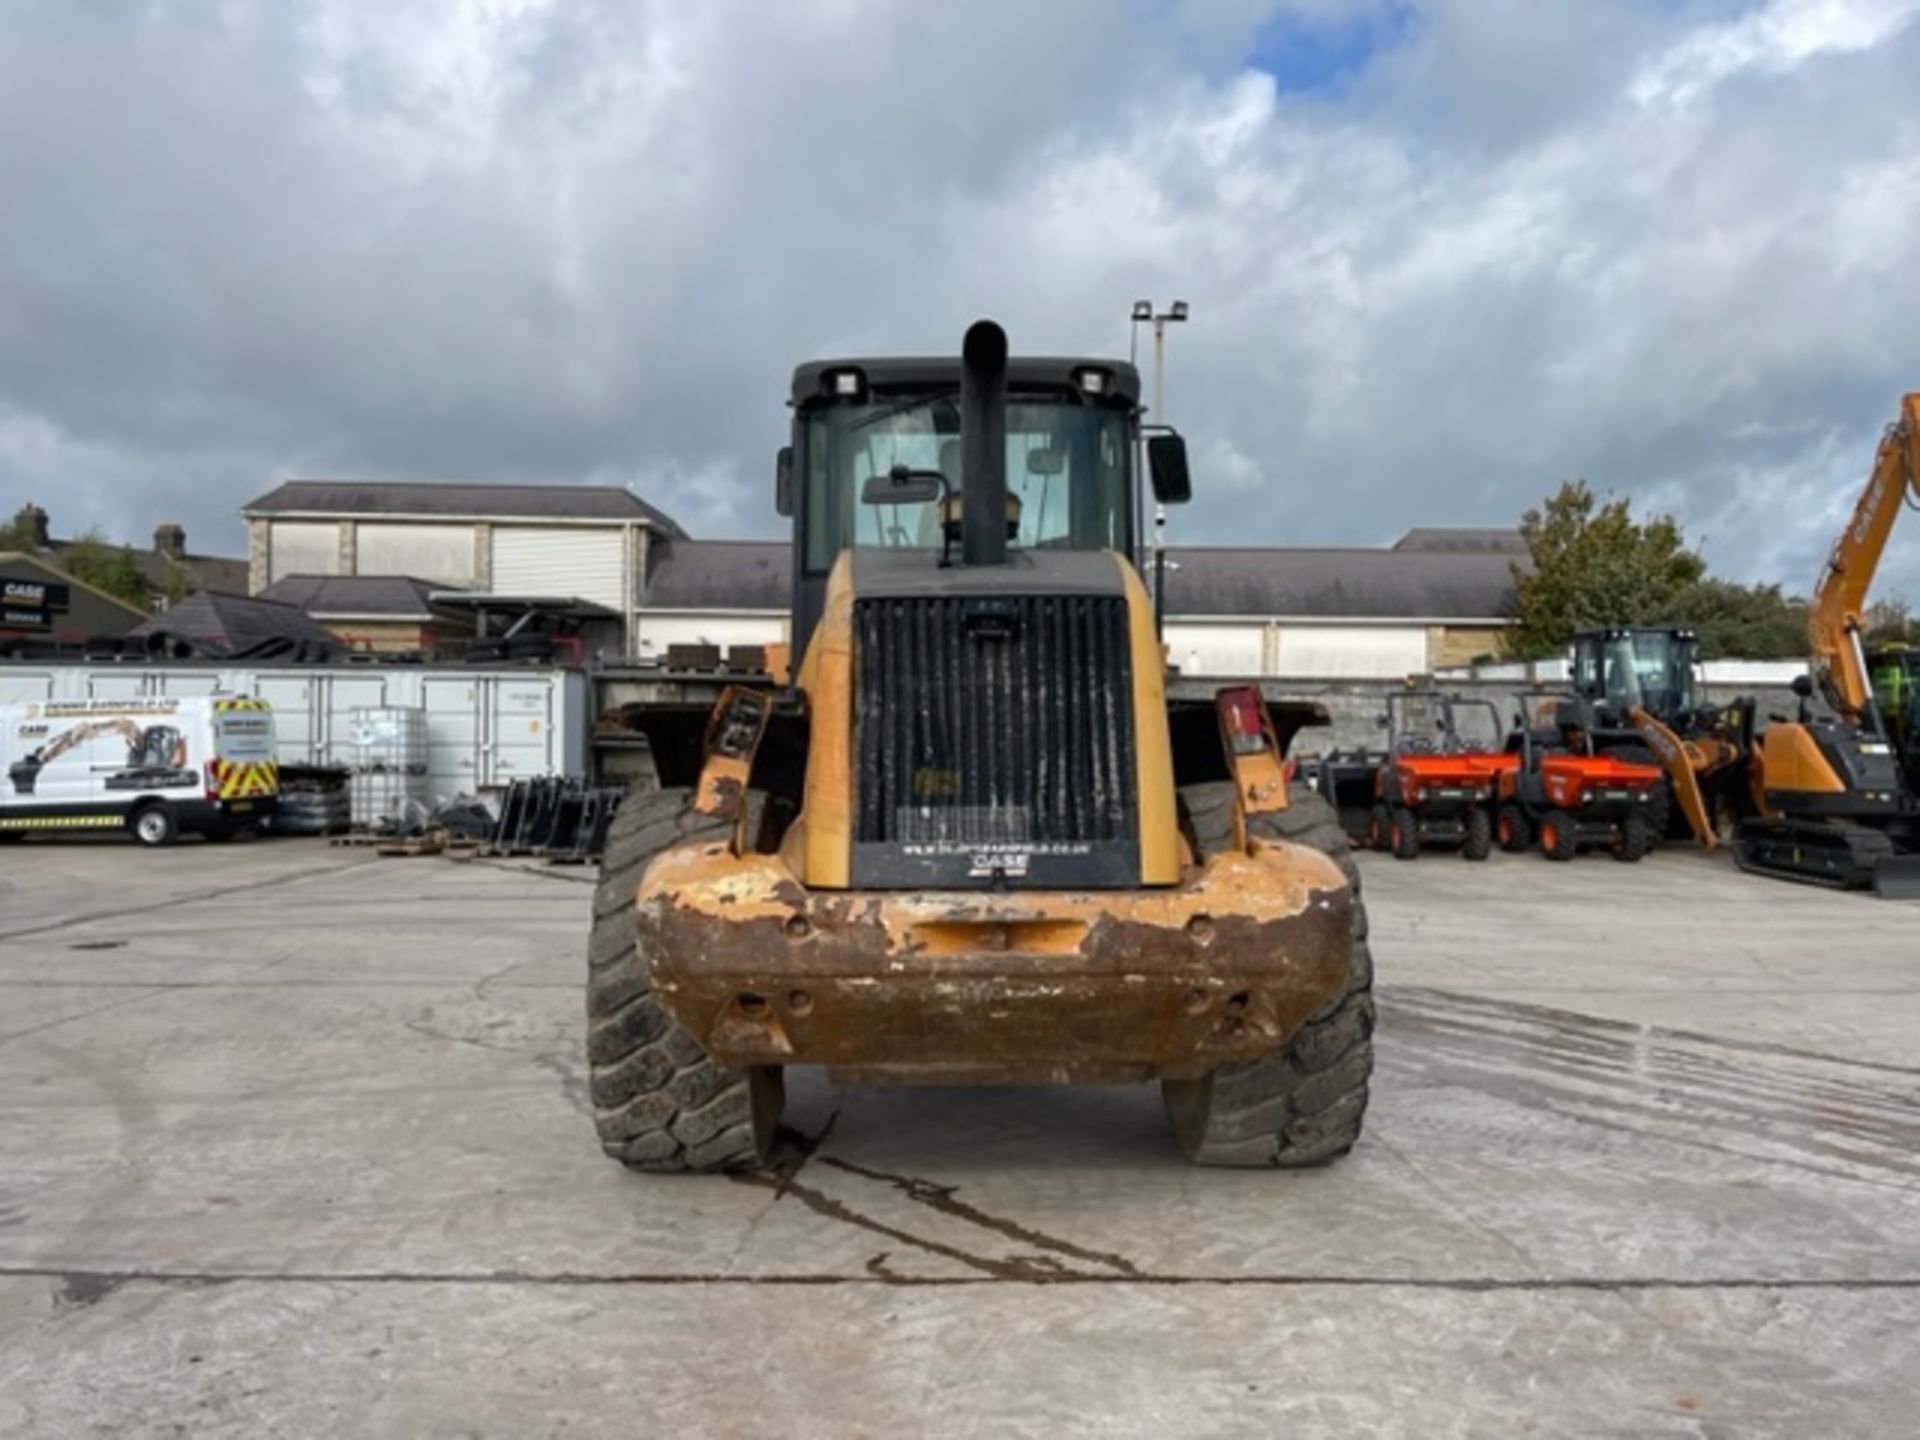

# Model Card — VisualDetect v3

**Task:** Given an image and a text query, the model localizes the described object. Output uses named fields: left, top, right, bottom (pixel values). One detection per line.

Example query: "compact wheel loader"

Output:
left=587, top=321, right=1373, bottom=1171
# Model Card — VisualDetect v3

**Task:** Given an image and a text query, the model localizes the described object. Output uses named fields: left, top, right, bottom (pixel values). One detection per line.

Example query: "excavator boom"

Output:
left=1809, top=393, right=1920, bottom=720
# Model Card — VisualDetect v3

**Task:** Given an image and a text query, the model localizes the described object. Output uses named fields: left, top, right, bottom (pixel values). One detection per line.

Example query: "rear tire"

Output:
left=130, top=804, right=177, bottom=848
left=1540, top=809, right=1579, bottom=861
left=1461, top=806, right=1492, bottom=861
left=1369, top=802, right=1393, bottom=853
left=1497, top=803, right=1530, bottom=854
left=1390, top=806, right=1420, bottom=860
left=1165, top=784, right=1374, bottom=1169
left=586, top=785, right=783, bottom=1173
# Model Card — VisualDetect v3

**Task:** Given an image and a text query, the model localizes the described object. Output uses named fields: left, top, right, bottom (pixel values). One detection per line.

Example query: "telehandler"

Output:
left=587, top=322, right=1373, bottom=1170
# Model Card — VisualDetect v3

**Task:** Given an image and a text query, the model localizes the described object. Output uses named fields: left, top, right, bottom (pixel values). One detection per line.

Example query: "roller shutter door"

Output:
left=490, top=527, right=625, bottom=609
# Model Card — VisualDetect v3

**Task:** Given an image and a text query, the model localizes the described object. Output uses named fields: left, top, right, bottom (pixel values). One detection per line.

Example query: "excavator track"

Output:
left=1731, top=818, right=1920, bottom=896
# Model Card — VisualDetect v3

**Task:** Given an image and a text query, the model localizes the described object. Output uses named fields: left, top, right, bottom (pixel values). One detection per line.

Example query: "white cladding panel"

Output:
left=355, top=523, right=476, bottom=584
left=634, top=612, right=788, bottom=659
left=490, top=527, right=625, bottom=610
left=1166, top=622, right=1263, bottom=680
left=1164, top=621, right=1429, bottom=679
left=268, top=522, right=341, bottom=582
left=1273, top=626, right=1428, bottom=679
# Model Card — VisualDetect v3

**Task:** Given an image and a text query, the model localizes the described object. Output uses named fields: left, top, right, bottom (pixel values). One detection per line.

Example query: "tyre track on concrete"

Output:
left=0, top=856, right=377, bottom=945
left=1380, top=987, right=1920, bottom=1191
left=11, top=1265, right=1920, bottom=1292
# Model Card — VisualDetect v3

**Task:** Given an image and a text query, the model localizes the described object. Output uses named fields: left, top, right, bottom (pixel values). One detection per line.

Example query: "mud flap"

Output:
left=1872, top=855, right=1920, bottom=901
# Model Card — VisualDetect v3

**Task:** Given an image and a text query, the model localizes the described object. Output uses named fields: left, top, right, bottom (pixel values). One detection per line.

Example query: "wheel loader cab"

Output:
left=1572, top=626, right=1701, bottom=726
left=584, top=320, right=1376, bottom=1172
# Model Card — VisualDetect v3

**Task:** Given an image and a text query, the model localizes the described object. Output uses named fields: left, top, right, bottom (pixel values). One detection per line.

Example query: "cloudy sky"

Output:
left=3, top=0, right=1918, bottom=589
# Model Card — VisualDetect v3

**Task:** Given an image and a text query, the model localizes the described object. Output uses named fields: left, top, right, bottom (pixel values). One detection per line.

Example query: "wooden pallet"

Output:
left=373, top=834, right=446, bottom=858
left=330, top=830, right=446, bottom=857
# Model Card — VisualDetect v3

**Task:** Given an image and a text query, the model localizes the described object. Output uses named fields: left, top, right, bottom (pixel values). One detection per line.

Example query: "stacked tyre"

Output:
left=270, top=784, right=351, bottom=836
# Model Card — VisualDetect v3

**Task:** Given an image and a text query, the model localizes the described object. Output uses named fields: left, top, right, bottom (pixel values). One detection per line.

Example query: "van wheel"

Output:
left=131, top=805, right=178, bottom=848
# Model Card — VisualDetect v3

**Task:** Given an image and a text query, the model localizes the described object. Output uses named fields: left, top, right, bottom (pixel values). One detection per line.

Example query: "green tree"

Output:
left=1672, top=577, right=1808, bottom=660
left=59, top=530, right=152, bottom=608
left=1864, top=597, right=1918, bottom=647
left=1508, top=481, right=1707, bottom=656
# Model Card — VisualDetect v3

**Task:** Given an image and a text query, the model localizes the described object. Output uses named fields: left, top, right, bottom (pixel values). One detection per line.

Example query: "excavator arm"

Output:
left=1627, top=703, right=1742, bottom=850
left=1809, top=393, right=1920, bottom=721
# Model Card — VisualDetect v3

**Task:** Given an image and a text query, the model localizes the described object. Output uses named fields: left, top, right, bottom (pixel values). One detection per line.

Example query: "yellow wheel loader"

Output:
left=586, top=321, right=1372, bottom=1170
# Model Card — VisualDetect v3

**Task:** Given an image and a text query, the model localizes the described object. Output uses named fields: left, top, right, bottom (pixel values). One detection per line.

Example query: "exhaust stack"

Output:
left=959, top=319, right=1009, bottom=567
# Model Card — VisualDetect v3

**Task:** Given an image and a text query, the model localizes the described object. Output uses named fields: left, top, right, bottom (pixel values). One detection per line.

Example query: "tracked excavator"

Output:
left=585, top=321, right=1374, bottom=1170
left=1734, top=394, right=1920, bottom=897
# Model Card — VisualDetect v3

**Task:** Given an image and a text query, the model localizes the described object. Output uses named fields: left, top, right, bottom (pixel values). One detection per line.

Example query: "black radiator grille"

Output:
left=853, top=594, right=1137, bottom=850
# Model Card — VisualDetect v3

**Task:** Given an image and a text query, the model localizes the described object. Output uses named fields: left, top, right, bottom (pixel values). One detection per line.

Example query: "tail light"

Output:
left=1216, top=687, right=1269, bottom=756
left=204, top=761, right=220, bottom=800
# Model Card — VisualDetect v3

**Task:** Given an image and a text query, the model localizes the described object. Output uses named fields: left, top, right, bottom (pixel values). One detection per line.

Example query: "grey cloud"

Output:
left=1, top=0, right=1917, bottom=599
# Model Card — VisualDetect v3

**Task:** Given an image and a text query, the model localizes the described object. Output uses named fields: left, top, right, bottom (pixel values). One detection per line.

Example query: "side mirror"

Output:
left=775, top=446, right=794, bottom=518
left=1146, top=433, right=1191, bottom=505
left=862, top=466, right=946, bottom=507
left=1790, top=673, right=1814, bottom=699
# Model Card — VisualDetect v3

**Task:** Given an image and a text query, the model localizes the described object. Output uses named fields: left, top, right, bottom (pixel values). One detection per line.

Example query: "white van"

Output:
left=1, top=696, right=280, bottom=845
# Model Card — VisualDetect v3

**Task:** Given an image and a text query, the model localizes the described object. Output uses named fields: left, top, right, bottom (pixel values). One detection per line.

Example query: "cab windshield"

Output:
left=802, top=395, right=1131, bottom=573
left=1582, top=632, right=1698, bottom=714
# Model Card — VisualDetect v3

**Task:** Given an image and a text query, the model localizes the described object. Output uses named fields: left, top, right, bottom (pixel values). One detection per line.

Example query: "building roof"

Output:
left=41, top=540, right=249, bottom=599
left=644, top=539, right=791, bottom=610
left=1162, top=547, right=1518, bottom=620
left=0, top=551, right=153, bottom=625
left=126, top=590, right=344, bottom=660
left=1391, top=527, right=1530, bottom=556
left=243, top=480, right=686, bottom=536
left=259, top=574, right=458, bottom=621
left=641, top=539, right=1518, bottom=622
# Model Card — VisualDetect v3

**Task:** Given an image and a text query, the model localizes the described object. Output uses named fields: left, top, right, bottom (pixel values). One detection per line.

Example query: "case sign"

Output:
left=1, top=577, right=70, bottom=630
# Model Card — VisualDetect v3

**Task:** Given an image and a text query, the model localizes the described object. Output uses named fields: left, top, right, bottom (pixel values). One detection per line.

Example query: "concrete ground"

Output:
left=0, top=836, right=1915, bottom=1439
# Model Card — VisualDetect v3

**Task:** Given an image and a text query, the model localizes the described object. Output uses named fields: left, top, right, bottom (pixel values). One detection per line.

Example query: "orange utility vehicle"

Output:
left=1496, top=691, right=1665, bottom=861
left=1348, top=690, right=1510, bottom=860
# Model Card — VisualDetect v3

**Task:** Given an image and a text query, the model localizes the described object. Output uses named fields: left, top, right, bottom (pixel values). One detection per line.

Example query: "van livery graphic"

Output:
left=8, top=718, right=194, bottom=796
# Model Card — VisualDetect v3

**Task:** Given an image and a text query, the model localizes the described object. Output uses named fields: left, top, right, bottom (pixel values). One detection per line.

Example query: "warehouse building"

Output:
left=237, top=479, right=1519, bottom=677
left=633, top=528, right=1519, bottom=678
left=241, top=481, right=685, bottom=654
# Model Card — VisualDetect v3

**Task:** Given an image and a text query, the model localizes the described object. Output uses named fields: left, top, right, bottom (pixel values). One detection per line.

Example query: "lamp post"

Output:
left=1129, top=300, right=1189, bottom=631
left=1129, top=299, right=1188, bottom=422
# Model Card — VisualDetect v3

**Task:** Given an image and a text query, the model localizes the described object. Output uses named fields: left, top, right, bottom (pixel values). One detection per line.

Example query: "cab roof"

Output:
left=790, top=356, right=1141, bottom=407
